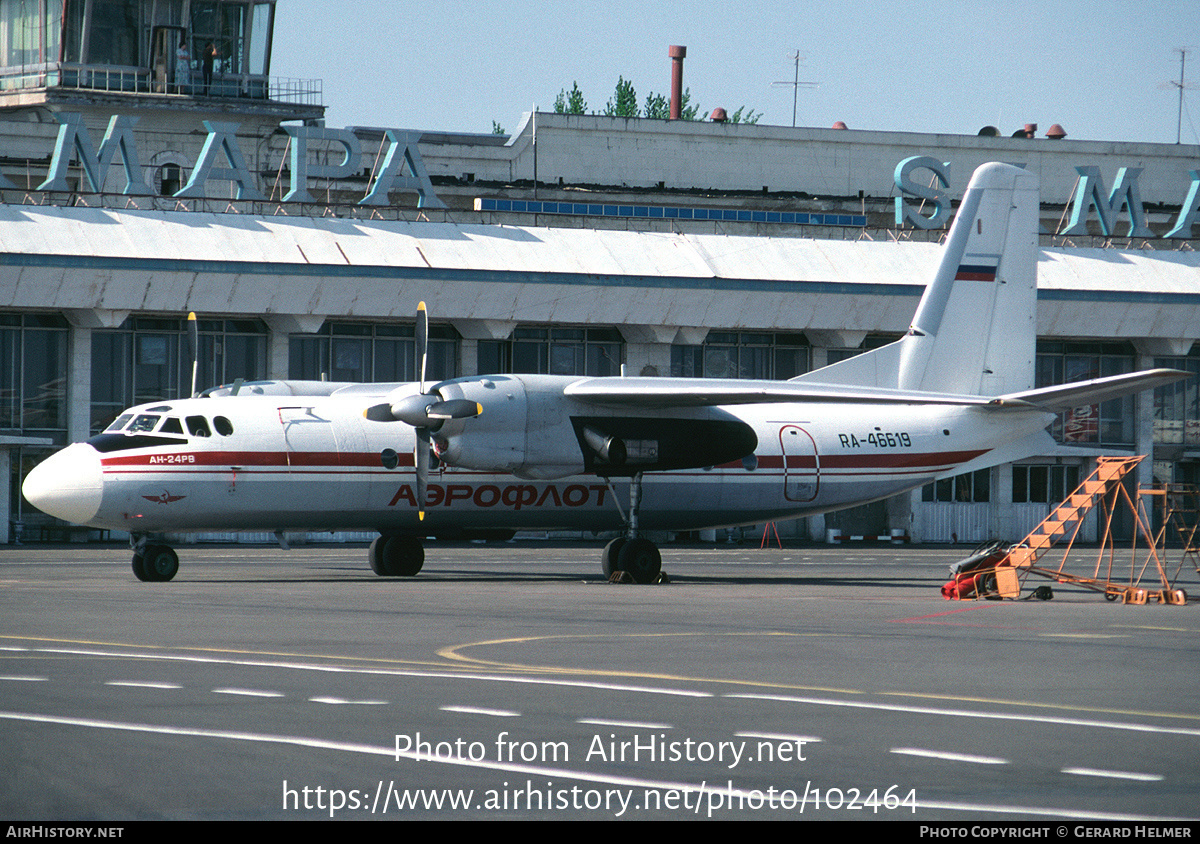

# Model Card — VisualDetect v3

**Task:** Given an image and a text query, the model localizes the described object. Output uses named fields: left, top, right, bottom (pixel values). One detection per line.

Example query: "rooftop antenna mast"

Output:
left=772, top=50, right=818, bottom=128
left=1176, top=48, right=1185, bottom=144
left=1171, top=47, right=1195, bottom=144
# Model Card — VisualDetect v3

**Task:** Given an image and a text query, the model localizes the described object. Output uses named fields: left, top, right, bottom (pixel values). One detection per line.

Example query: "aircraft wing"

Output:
left=562, top=377, right=995, bottom=408
left=992, top=368, right=1190, bottom=411
left=201, top=380, right=402, bottom=398
left=564, top=368, right=1190, bottom=411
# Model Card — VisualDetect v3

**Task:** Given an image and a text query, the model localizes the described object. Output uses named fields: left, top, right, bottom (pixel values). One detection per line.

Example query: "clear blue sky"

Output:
left=271, top=0, right=1198, bottom=145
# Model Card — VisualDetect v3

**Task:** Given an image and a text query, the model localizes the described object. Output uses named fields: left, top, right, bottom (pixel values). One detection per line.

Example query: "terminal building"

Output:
left=1, top=0, right=1199, bottom=545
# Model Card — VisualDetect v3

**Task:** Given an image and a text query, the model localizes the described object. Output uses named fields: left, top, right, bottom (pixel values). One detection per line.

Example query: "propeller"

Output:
left=187, top=312, right=199, bottom=398
left=364, top=301, right=482, bottom=521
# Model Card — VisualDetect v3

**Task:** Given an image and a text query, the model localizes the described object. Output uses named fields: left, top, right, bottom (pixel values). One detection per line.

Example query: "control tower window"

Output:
left=190, top=1, right=274, bottom=79
left=1, top=0, right=62, bottom=66
left=88, top=0, right=138, bottom=66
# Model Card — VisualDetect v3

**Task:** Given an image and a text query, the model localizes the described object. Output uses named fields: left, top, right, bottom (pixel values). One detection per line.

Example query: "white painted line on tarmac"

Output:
left=212, top=687, right=284, bottom=698
left=735, top=731, right=822, bottom=744
left=0, top=675, right=47, bottom=682
left=0, top=709, right=1184, bottom=822
left=32, top=646, right=711, bottom=698
left=1063, top=767, right=1164, bottom=782
left=309, top=696, right=388, bottom=705
left=578, top=718, right=673, bottom=729
left=891, top=747, right=1008, bottom=765
left=106, top=681, right=182, bottom=689
left=727, top=692, right=1200, bottom=738
left=441, top=705, right=520, bottom=717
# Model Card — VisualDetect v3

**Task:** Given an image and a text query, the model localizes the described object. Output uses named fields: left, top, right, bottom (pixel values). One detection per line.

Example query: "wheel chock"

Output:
left=607, top=570, right=670, bottom=584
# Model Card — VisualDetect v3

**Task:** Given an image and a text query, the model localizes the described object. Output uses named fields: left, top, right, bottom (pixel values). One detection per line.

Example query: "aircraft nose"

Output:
left=22, top=444, right=104, bottom=525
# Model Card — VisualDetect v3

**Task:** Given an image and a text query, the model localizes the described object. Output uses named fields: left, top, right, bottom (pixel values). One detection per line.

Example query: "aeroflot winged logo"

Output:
left=143, top=489, right=187, bottom=505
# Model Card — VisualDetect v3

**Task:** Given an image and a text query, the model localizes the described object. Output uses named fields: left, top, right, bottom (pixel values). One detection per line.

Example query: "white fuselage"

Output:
left=23, top=380, right=1054, bottom=536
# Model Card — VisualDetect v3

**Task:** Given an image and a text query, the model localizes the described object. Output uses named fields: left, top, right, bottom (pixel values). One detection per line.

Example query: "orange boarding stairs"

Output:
left=942, top=456, right=1186, bottom=603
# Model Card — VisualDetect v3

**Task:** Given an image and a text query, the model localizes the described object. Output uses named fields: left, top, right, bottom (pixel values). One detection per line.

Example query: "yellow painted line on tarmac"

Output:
left=7, top=632, right=1196, bottom=726
left=438, top=631, right=867, bottom=694
left=0, top=633, right=458, bottom=671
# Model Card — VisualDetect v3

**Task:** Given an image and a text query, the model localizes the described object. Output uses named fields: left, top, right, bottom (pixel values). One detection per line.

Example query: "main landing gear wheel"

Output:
left=370, top=535, right=424, bottom=576
left=135, top=545, right=179, bottom=582
left=599, top=473, right=663, bottom=584
left=369, top=536, right=387, bottom=575
left=617, top=537, right=662, bottom=584
left=601, top=537, right=627, bottom=579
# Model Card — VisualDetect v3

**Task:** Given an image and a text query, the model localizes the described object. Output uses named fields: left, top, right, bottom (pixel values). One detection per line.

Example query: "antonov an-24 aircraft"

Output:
left=22, top=163, right=1189, bottom=583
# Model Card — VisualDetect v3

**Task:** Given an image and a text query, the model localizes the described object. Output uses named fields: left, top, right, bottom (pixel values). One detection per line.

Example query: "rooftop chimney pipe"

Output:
left=669, top=45, right=686, bottom=120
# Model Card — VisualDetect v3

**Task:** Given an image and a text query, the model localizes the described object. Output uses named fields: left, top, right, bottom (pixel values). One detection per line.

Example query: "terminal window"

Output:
left=1036, top=341, right=1135, bottom=446
left=672, top=332, right=809, bottom=380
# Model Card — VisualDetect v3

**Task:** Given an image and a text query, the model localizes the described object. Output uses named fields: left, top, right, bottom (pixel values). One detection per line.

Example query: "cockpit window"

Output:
left=105, top=414, right=133, bottom=432
left=213, top=416, right=234, bottom=436
left=160, top=417, right=184, bottom=435
left=187, top=416, right=212, bottom=437
left=129, top=414, right=160, bottom=433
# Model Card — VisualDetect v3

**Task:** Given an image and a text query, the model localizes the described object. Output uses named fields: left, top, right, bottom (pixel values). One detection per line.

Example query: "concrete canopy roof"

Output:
left=1, top=204, right=1198, bottom=341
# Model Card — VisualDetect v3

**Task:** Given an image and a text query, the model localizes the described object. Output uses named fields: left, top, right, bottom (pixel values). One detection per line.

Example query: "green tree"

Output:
left=643, top=91, right=669, bottom=119
left=550, top=80, right=754, bottom=123
left=679, top=87, right=707, bottom=121
left=604, top=75, right=639, bottom=117
left=554, top=81, right=588, bottom=115
left=729, top=106, right=762, bottom=124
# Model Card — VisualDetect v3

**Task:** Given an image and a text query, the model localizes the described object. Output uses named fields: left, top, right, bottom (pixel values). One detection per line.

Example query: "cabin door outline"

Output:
left=780, top=425, right=820, bottom=502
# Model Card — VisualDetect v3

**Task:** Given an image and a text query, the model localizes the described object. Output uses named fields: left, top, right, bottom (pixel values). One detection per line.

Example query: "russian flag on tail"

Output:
left=955, top=254, right=999, bottom=281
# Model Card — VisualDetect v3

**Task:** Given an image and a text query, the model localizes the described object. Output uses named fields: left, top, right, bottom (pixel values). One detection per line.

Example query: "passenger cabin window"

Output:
left=187, top=416, right=212, bottom=437
left=213, top=416, right=234, bottom=436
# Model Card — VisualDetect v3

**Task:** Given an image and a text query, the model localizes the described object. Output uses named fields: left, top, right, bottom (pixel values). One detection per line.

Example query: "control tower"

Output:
left=0, top=0, right=322, bottom=192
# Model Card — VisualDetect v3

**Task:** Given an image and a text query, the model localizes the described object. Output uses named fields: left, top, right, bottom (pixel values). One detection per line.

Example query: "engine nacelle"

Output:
left=432, top=375, right=586, bottom=479
left=430, top=374, right=759, bottom=480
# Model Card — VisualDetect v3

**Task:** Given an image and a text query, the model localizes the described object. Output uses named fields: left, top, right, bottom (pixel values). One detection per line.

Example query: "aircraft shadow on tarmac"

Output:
left=184, top=566, right=947, bottom=589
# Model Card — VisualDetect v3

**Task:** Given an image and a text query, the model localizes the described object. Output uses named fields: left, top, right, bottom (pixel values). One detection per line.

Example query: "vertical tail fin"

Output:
left=797, top=162, right=1039, bottom=396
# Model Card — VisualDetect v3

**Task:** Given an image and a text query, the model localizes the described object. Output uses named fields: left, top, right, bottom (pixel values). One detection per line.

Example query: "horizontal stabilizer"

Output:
left=564, top=377, right=993, bottom=408
left=993, top=369, right=1189, bottom=412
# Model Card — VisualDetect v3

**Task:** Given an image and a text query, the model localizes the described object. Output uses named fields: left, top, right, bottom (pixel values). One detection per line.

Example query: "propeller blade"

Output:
left=426, top=399, right=483, bottom=421
left=415, top=427, right=430, bottom=522
left=416, top=300, right=428, bottom=394
left=187, top=312, right=199, bottom=398
left=364, top=403, right=396, bottom=423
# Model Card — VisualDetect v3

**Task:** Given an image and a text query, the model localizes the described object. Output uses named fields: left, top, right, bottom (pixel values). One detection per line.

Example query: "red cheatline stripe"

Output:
left=104, top=448, right=985, bottom=474
left=819, top=449, right=986, bottom=469
left=728, top=449, right=985, bottom=471
left=101, top=451, right=414, bottom=468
